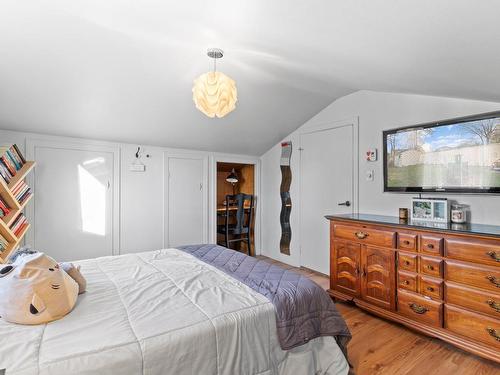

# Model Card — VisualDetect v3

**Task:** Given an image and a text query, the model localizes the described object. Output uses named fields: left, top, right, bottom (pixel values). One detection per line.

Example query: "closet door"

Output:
left=166, top=155, right=207, bottom=247
left=30, top=143, right=116, bottom=261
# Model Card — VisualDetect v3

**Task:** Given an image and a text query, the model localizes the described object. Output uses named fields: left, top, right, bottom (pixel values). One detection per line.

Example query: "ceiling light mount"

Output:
left=207, top=48, right=224, bottom=59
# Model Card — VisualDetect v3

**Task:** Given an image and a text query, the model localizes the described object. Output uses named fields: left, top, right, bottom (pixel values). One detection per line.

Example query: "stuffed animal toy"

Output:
left=0, top=253, right=79, bottom=325
left=60, top=262, right=86, bottom=294
left=8, top=247, right=86, bottom=294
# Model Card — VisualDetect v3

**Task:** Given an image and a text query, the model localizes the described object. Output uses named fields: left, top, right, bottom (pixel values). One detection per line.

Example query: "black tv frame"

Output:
left=383, top=110, right=500, bottom=194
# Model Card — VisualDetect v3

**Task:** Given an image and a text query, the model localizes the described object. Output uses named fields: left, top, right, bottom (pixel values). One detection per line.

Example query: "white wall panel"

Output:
left=120, top=145, right=164, bottom=254
left=29, top=144, right=115, bottom=261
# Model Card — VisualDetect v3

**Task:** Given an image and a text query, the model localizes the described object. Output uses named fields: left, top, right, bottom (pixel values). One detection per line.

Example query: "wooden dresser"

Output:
left=326, top=214, right=500, bottom=363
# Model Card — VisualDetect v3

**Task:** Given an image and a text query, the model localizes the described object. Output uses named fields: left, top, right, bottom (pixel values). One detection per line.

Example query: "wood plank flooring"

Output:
left=258, top=256, right=500, bottom=375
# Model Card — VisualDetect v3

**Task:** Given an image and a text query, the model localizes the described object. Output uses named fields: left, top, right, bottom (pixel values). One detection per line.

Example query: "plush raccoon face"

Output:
left=0, top=253, right=78, bottom=325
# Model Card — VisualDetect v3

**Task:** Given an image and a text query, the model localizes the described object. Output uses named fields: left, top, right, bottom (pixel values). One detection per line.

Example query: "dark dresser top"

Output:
left=326, top=213, right=500, bottom=238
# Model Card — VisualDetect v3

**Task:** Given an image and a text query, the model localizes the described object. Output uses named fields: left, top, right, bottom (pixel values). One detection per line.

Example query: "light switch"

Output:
left=366, top=170, right=374, bottom=181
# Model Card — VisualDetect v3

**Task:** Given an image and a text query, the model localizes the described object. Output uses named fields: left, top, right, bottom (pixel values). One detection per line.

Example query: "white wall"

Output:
left=0, top=129, right=261, bottom=256
left=261, top=90, right=500, bottom=267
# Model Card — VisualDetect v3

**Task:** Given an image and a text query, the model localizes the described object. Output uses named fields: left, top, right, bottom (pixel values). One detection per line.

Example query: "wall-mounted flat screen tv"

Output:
left=383, top=111, right=500, bottom=193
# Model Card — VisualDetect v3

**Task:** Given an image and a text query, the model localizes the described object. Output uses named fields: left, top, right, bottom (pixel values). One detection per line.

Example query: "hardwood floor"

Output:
left=258, top=256, right=500, bottom=375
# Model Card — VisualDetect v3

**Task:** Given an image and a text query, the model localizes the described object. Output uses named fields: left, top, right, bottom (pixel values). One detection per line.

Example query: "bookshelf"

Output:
left=0, top=146, right=35, bottom=263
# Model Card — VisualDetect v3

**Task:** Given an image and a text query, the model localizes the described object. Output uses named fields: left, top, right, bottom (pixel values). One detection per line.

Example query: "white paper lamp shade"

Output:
left=192, top=71, right=237, bottom=118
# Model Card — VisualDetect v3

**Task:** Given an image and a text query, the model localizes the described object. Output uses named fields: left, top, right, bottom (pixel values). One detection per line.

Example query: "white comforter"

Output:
left=0, top=249, right=348, bottom=375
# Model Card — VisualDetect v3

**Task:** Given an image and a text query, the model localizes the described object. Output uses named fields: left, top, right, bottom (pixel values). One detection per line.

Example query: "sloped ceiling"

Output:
left=1, top=0, right=500, bottom=155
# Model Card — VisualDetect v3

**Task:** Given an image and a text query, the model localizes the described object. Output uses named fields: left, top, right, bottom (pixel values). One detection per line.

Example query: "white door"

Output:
left=33, top=146, right=114, bottom=261
left=167, top=156, right=206, bottom=247
left=300, top=125, right=355, bottom=274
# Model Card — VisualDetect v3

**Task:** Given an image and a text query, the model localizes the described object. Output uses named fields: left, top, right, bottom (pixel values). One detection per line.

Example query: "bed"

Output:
left=0, top=245, right=350, bottom=375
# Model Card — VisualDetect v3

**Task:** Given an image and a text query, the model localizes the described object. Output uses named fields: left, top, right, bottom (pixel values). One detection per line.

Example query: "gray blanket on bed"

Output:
left=177, top=244, right=351, bottom=359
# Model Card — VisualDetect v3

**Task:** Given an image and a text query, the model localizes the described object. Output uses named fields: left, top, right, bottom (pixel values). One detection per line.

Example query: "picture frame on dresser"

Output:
left=411, top=198, right=449, bottom=223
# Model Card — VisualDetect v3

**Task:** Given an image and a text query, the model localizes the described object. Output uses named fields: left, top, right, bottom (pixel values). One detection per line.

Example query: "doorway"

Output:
left=299, top=122, right=358, bottom=274
left=216, top=162, right=256, bottom=255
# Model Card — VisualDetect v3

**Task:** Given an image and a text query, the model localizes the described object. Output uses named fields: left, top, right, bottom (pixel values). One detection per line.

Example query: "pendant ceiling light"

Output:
left=192, top=48, right=237, bottom=118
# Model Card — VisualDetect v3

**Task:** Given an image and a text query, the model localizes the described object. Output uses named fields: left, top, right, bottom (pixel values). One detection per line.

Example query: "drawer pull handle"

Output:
left=486, top=251, right=500, bottom=262
left=427, top=244, right=435, bottom=249
left=426, top=265, right=435, bottom=271
left=355, top=231, right=368, bottom=239
left=403, top=280, right=410, bottom=285
left=426, top=286, right=434, bottom=292
left=486, top=275, right=500, bottom=288
left=404, top=260, right=411, bottom=266
left=403, top=240, right=410, bottom=245
left=486, top=299, right=500, bottom=313
left=486, top=327, right=500, bottom=342
left=409, top=303, right=428, bottom=314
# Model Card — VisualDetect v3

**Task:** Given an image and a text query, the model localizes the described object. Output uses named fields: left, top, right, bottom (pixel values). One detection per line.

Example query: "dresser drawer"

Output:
left=445, top=237, right=500, bottom=266
left=398, top=289, right=443, bottom=327
left=445, top=305, right=500, bottom=349
left=398, top=271, right=417, bottom=292
left=446, top=282, right=500, bottom=319
left=333, top=224, right=396, bottom=248
left=398, top=233, right=417, bottom=252
left=398, top=252, right=418, bottom=272
left=420, top=256, right=443, bottom=278
left=420, top=235, right=443, bottom=256
left=445, top=260, right=500, bottom=292
left=420, top=276, right=443, bottom=300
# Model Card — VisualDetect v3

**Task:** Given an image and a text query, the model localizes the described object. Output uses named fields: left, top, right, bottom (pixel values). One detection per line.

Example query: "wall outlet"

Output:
left=366, top=170, right=374, bottom=181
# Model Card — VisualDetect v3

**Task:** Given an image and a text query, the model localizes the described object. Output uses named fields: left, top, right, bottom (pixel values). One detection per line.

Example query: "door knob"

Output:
left=338, top=201, right=351, bottom=207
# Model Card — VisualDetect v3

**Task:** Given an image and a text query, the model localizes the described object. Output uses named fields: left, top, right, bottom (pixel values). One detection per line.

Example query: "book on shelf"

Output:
left=18, top=191, right=32, bottom=205
left=0, top=195, right=11, bottom=217
left=10, top=213, right=28, bottom=237
left=0, top=145, right=27, bottom=185
left=0, top=232, right=8, bottom=253
left=12, top=180, right=31, bottom=203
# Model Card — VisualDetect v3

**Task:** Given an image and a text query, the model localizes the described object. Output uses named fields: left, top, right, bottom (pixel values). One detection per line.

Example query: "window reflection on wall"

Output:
left=77, top=158, right=106, bottom=236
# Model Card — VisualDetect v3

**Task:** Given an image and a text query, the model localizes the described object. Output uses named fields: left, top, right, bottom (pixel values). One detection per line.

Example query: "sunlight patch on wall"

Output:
left=78, top=164, right=106, bottom=236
